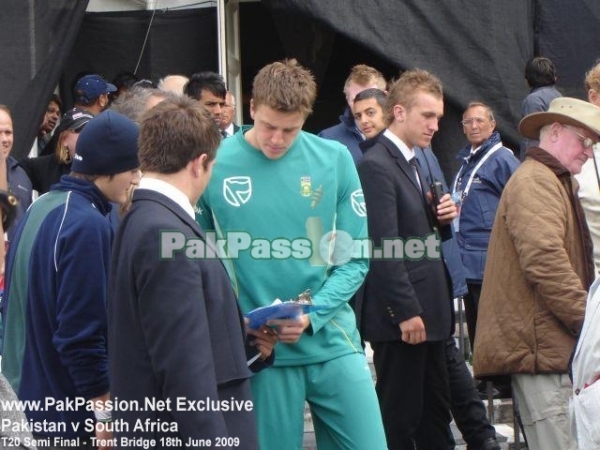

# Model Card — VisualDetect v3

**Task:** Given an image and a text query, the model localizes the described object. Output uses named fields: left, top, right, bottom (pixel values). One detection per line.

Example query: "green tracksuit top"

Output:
left=197, top=127, right=368, bottom=366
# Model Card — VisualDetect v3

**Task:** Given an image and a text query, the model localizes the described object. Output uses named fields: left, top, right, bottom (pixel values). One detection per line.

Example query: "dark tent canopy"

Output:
left=2, top=0, right=600, bottom=180
left=0, top=0, right=88, bottom=161
left=261, top=0, right=600, bottom=175
left=59, top=8, right=218, bottom=110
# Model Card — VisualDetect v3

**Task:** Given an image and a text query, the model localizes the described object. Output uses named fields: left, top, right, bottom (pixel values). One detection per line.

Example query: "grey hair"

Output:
left=110, top=87, right=178, bottom=122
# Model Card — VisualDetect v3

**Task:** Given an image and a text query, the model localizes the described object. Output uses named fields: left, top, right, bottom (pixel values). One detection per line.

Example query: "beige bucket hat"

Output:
left=519, top=97, right=600, bottom=140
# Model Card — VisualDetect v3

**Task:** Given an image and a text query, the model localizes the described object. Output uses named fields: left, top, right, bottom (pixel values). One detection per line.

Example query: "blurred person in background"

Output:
left=219, top=91, right=240, bottom=138
left=0, top=105, right=31, bottom=240
left=21, top=108, right=93, bottom=195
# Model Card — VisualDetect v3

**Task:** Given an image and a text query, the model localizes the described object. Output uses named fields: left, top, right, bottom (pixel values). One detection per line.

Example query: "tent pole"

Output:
left=217, top=0, right=227, bottom=83
left=29, top=0, right=36, bottom=76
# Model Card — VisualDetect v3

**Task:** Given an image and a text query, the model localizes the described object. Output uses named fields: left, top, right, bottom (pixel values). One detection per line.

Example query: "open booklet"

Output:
left=245, top=289, right=325, bottom=330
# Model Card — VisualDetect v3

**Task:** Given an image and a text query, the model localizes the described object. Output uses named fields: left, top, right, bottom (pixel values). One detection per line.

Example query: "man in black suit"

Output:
left=220, top=91, right=240, bottom=138
left=356, top=69, right=458, bottom=450
left=108, top=96, right=275, bottom=449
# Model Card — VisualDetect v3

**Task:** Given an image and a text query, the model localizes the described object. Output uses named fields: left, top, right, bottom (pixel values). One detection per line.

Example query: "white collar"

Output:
left=137, top=177, right=195, bottom=219
left=224, top=123, right=235, bottom=137
left=384, top=129, right=415, bottom=162
left=470, top=144, right=483, bottom=156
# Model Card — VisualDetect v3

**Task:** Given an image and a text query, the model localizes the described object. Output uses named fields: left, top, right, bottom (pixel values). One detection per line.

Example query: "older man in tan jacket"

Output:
left=473, top=97, right=600, bottom=450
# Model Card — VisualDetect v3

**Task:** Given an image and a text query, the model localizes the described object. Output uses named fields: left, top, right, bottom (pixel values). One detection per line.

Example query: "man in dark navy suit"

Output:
left=220, top=91, right=241, bottom=138
left=108, top=96, right=275, bottom=449
left=357, top=69, right=458, bottom=450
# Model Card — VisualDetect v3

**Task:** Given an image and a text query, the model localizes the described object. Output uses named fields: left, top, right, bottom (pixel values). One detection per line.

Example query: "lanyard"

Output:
left=452, top=142, right=505, bottom=199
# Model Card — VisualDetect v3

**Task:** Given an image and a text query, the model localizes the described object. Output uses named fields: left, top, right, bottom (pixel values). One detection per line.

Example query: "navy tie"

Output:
left=410, top=157, right=437, bottom=228
left=409, top=157, right=428, bottom=200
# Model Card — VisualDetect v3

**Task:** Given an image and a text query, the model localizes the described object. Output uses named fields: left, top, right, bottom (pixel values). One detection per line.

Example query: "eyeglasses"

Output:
left=564, top=125, right=596, bottom=149
left=461, top=117, right=488, bottom=127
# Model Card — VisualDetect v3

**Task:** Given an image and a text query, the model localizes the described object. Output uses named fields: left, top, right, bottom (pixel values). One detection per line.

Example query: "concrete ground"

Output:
left=301, top=343, right=526, bottom=449
left=303, top=424, right=519, bottom=450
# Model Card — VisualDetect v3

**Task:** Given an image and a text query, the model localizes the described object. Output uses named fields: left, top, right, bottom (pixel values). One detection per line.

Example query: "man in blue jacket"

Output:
left=319, top=64, right=386, bottom=163
left=453, top=102, right=519, bottom=355
left=0, top=105, right=32, bottom=240
left=1, top=110, right=141, bottom=448
left=0, top=144, right=36, bottom=450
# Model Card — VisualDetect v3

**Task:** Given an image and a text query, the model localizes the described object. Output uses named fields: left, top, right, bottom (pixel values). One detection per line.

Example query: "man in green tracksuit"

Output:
left=197, top=59, right=386, bottom=450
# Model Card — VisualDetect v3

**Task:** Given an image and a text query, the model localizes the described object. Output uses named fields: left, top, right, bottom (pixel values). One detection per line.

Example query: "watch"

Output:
left=0, top=190, right=19, bottom=230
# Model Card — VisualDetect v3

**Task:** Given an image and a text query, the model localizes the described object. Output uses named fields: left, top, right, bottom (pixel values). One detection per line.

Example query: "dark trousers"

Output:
left=464, top=282, right=482, bottom=350
left=372, top=340, right=451, bottom=450
left=219, top=381, right=259, bottom=450
left=446, top=337, right=496, bottom=448
left=464, top=283, right=511, bottom=394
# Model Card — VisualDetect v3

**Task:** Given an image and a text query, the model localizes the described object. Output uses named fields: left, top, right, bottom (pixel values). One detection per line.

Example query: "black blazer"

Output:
left=356, top=134, right=453, bottom=342
left=108, top=189, right=258, bottom=447
left=20, top=154, right=70, bottom=194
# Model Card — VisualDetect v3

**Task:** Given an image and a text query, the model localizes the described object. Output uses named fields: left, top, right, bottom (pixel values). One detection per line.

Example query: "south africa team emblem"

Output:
left=223, top=176, right=252, bottom=207
left=300, top=176, right=312, bottom=197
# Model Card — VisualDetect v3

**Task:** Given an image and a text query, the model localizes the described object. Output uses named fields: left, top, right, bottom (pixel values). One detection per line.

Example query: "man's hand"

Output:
left=267, top=315, right=311, bottom=344
left=90, top=393, right=113, bottom=450
left=246, top=325, right=277, bottom=360
left=399, top=316, right=426, bottom=344
left=433, top=193, right=457, bottom=225
left=95, top=425, right=114, bottom=450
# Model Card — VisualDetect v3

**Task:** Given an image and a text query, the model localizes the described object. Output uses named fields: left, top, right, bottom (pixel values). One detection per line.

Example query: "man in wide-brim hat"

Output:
left=473, top=97, right=600, bottom=450
left=519, top=97, right=600, bottom=174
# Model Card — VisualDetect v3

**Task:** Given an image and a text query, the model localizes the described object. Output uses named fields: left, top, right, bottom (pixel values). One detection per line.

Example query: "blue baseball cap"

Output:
left=74, top=74, right=117, bottom=104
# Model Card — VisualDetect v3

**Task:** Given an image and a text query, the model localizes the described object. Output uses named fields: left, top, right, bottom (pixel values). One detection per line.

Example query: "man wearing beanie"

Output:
left=1, top=110, right=141, bottom=448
